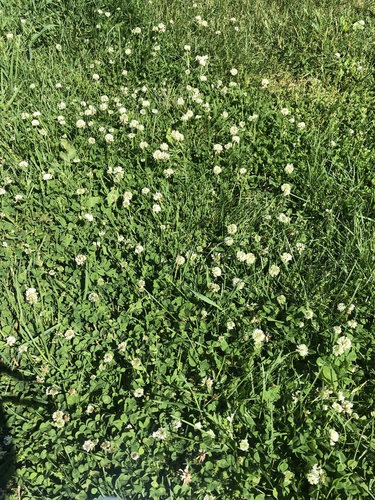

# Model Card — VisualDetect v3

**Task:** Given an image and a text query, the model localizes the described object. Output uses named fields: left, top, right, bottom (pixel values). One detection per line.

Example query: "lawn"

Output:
left=0, top=0, right=375, bottom=498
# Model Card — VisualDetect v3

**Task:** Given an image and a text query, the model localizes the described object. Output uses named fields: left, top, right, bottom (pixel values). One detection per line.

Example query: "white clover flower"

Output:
left=52, top=410, right=64, bottom=422
left=118, top=341, right=127, bottom=352
left=280, top=108, right=290, bottom=116
left=137, top=279, right=146, bottom=292
left=239, top=439, right=249, bottom=451
left=337, top=391, right=345, bottom=402
left=285, top=163, right=294, bottom=174
left=76, top=188, right=85, bottom=195
left=6, top=33, right=14, bottom=41
left=281, top=183, right=291, bottom=196
left=230, top=68, right=238, bottom=76
left=306, top=464, right=325, bottom=485
left=84, top=213, right=93, bottom=222
left=31, top=119, right=40, bottom=126
left=236, top=251, right=246, bottom=262
left=277, top=213, right=290, bottom=224
left=6, top=336, right=16, bottom=346
left=82, top=440, right=96, bottom=452
left=153, top=192, right=162, bottom=201
left=261, top=78, right=270, bottom=88
left=54, top=418, right=65, bottom=428
left=333, top=344, right=344, bottom=356
left=104, top=133, right=114, bottom=144
left=296, top=344, right=308, bottom=357
left=135, top=244, right=144, bottom=254
left=26, top=288, right=38, bottom=304
left=336, top=336, right=352, bottom=352
left=196, top=55, right=209, bottom=66
left=227, top=321, right=235, bottom=330
left=42, top=173, right=53, bottom=180
left=227, top=224, right=238, bottom=235
left=152, top=427, right=167, bottom=440
left=213, top=165, right=222, bottom=174
left=245, top=253, right=256, bottom=265
left=252, top=328, right=265, bottom=343
left=19, top=161, right=28, bottom=168
left=332, top=402, right=343, bottom=413
left=304, top=309, right=314, bottom=320
left=342, top=400, right=353, bottom=415
left=76, top=119, right=86, bottom=129
left=176, top=255, right=185, bottom=266
left=171, top=130, right=184, bottom=141
left=104, top=352, right=114, bottom=363
left=329, top=429, right=339, bottom=446
left=211, top=266, right=222, bottom=278
left=224, top=237, right=234, bottom=246
left=347, top=320, right=357, bottom=329
left=297, top=122, right=306, bottom=130
left=164, top=168, right=174, bottom=178
left=153, top=150, right=170, bottom=161
left=134, top=388, right=144, bottom=398
left=141, top=187, right=150, bottom=195
left=296, top=242, right=305, bottom=254
left=233, top=278, right=245, bottom=290
left=277, top=295, right=286, bottom=305
left=281, top=252, right=292, bottom=264
left=269, top=265, right=280, bottom=277
left=88, top=292, right=99, bottom=303
left=64, top=329, right=75, bottom=340
left=46, top=386, right=59, bottom=396
left=208, top=282, right=220, bottom=293
left=213, top=144, right=223, bottom=154
left=152, top=204, right=161, bottom=213
left=239, top=167, right=247, bottom=175
left=347, top=303, right=355, bottom=314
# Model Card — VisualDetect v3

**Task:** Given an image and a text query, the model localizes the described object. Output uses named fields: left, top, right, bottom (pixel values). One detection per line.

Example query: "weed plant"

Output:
left=0, top=0, right=375, bottom=499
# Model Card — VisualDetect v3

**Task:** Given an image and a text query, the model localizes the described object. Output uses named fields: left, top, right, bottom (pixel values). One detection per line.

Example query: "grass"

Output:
left=0, top=0, right=375, bottom=499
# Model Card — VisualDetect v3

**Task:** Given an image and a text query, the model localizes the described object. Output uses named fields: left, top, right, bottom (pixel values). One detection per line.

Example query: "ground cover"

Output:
left=0, top=0, right=375, bottom=498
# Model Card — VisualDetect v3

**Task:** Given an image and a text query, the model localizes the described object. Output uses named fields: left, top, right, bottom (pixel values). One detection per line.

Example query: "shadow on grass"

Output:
left=0, top=372, right=15, bottom=496
left=0, top=361, right=36, bottom=497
